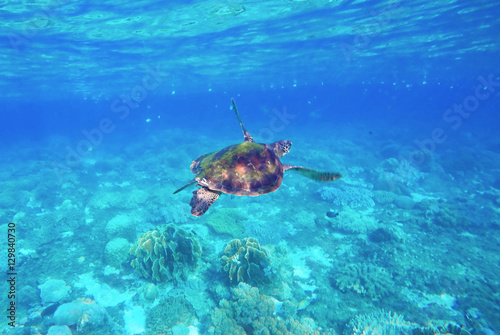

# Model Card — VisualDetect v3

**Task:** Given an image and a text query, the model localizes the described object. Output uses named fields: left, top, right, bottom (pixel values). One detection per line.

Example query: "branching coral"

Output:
left=345, top=310, right=471, bottom=335
left=374, top=157, right=422, bottom=193
left=414, top=320, right=471, bottom=335
left=344, top=309, right=416, bottom=335
left=334, top=264, right=393, bottom=299
left=129, top=224, right=202, bottom=282
left=220, top=237, right=271, bottom=285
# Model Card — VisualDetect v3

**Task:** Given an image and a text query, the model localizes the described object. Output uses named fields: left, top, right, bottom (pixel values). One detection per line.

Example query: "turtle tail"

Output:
left=283, top=165, right=341, bottom=182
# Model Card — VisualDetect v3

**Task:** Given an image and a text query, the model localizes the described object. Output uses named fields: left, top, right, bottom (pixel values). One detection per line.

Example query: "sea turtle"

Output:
left=174, top=99, right=341, bottom=216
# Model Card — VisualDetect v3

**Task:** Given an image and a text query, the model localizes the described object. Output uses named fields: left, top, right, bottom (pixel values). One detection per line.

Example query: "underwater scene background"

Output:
left=1, top=0, right=500, bottom=334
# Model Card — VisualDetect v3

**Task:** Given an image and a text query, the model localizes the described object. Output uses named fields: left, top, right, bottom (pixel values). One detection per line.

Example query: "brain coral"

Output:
left=130, top=224, right=202, bottom=282
left=220, top=237, right=271, bottom=285
left=105, top=238, right=130, bottom=268
left=334, top=264, right=393, bottom=299
left=105, top=214, right=136, bottom=241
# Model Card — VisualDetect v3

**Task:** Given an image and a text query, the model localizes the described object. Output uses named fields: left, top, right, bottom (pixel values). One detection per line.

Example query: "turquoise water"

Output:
left=1, top=0, right=500, bottom=334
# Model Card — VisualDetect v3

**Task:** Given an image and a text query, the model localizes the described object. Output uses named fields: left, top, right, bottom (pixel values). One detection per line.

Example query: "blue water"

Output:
left=1, top=0, right=500, bottom=334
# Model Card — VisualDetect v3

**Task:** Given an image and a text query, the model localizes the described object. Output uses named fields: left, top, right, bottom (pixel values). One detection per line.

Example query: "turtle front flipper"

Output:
left=232, top=98, right=255, bottom=143
left=190, top=187, right=222, bottom=216
left=283, top=165, right=341, bottom=182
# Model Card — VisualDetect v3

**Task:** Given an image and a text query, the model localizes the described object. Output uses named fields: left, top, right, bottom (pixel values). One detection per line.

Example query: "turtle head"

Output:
left=271, top=140, right=292, bottom=157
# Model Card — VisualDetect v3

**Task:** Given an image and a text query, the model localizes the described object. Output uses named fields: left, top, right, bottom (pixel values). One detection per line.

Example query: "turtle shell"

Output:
left=190, top=142, right=283, bottom=196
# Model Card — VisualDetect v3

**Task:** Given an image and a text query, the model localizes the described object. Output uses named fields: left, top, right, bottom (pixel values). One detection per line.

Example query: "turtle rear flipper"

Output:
left=190, top=187, right=222, bottom=216
left=283, top=165, right=341, bottom=182
left=173, top=179, right=197, bottom=194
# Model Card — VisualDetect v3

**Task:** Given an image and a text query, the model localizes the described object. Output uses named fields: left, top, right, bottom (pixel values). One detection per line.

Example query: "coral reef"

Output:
left=146, top=296, right=196, bottom=334
left=141, top=283, right=158, bottom=301
left=414, top=320, right=471, bottom=335
left=372, top=190, right=397, bottom=205
left=130, top=224, right=202, bottom=282
left=47, top=325, right=72, bottom=335
left=368, top=228, right=394, bottom=243
left=394, top=195, right=415, bottom=209
left=244, top=218, right=297, bottom=245
left=328, top=207, right=380, bottom=234
left=104, top=238, right=130, bottom=268
left=206, top=208, right=246, bottom=237
left=321, top=186, right=375, bottom=208
left=38, top=279, right=71, bottom=306
left=210, top=283, right=321, bottom=335
left=53, top=298, right=107, bottom=333
left=105, top=214, right=137, bottom=241
left=334, top=264, right=393, bottom=299
left=88, top=186, right=150, bottom=209
left=16, top=200, right=85, bottom=250
left=178, top=277, right=215, bottom=320
left=426, top=203, right=470, bottom=228
left=344, top=309, right=416, bottom=335
left=374, top=158, right=422, bottom=193
left=465, top=308, right=491, bottom=334
left=220, top=237, right=271, bottom=285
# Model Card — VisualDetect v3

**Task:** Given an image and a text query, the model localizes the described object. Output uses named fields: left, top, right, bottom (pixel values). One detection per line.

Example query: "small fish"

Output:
left=298, top=294, right=317, bottom=311
left=297, top=299, right=311, bottom=311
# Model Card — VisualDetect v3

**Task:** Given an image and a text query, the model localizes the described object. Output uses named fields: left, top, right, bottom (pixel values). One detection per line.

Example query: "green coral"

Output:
left=129, top=224, right=202, bottom=282
left=220, top=237, right=271, bottom=285
left=206, top=208, right=246, bottom=237
left=335, top=264, right=393, bottom=299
